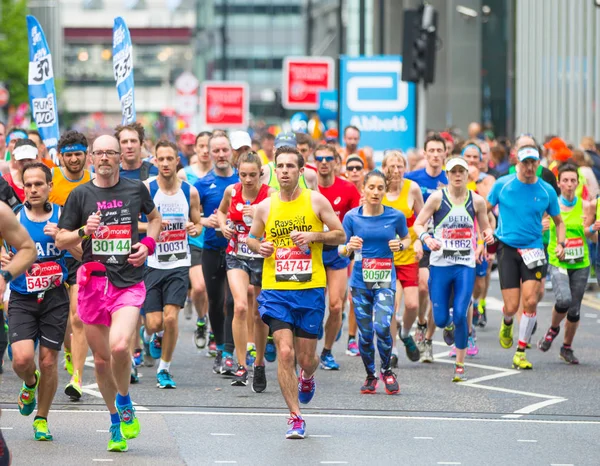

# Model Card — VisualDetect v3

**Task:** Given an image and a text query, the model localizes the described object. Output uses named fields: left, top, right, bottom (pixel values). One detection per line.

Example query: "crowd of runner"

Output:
left=0, top=119, right=598, bottom=454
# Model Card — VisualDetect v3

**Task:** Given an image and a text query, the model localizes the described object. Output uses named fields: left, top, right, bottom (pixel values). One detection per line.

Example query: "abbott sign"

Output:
left=340, top=56, right=416, bottom=154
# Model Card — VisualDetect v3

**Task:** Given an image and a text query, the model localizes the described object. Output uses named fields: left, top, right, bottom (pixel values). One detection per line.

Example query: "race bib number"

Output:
left=92, top=225, right=131, bottom=265
left=157, top=228, right=188, bottom=263
left=441, top=227, right=473, bottom=261
left=275, top=247, right=312, bottom=282
left=517, top=247, right=547, bottom=269
left=236, top=234, right=260, bottom=259
left=25, top=262, right=63, bottom=293
left=362, top=258, right=392, bottom=289
left=564, top=237, right=584, bottom=263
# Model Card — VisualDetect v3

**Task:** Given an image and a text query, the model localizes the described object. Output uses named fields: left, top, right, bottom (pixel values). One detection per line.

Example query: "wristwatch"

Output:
left=78, top=226, right=89, bottom=239
left=559, top=241, right=566, bottom=248
left=399, top=243, right=405, bottom=251
left=0, top=270, right=13, bottom=283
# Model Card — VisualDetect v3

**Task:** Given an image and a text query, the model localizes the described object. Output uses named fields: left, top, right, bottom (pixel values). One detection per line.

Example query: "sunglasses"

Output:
left=346, top=165, right=363, bottom=172
left=315, top=155, right=335, bottom=163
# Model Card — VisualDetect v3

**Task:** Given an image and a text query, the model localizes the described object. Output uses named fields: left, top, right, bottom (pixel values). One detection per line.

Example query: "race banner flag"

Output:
left=112, top=17, right=136, bottom=124
left=26, top=16, right=60, bottom=164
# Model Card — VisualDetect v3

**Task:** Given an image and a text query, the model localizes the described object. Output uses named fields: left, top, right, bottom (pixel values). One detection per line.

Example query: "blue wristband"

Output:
left=248, top=233, right=259, bottom=240
left=590, top=225, right=596, bottom=234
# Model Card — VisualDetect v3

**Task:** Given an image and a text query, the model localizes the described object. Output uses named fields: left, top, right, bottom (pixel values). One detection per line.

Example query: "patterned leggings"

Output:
left=351, top=287, right=395, bottom=375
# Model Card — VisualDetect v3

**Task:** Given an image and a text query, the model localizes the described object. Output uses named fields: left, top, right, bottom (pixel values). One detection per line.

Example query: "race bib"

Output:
left=441, top=227, right=473, bottom=261
left=236, top=233, right=260, bottom=259
left=157, top=227, right=188, bottom=263
left=275, top=247, right=312, bottom=282
left=564, top=237, right=584, bottom=263
left=362, top=258, right=392, bottom=289
left=517, top=247, right=547, bottom=269
left=91, top=225, right=131, bottom=265
left=25, top=262, right=63, bottom=293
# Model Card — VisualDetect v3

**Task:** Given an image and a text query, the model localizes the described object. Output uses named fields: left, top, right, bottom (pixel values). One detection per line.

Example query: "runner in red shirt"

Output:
left=315, top=144, right=361, bottom=370
left=4, top=139, right=39, bottom=202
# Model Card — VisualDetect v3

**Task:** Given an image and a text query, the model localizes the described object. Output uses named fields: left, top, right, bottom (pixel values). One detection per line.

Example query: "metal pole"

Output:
left=506, top=0, right=515, bottom=138
left=306, top=0, right=313, bottom=55
left=379, top=0, right=385, bottom=54
left=337, top=0, right=345, bottom=55
left=221, top=0, right=228, bottom=80
left=417, top=82, right=426, bottom=150
left=359, top=0, right=366, bottom=55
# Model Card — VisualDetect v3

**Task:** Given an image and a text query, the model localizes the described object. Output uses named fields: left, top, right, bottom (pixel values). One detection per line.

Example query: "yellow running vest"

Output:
left=383, top=180, right=417, bottom=266
left=49, top=167, right=92, bottom=206
left=262, top=189, right=326, bottom=290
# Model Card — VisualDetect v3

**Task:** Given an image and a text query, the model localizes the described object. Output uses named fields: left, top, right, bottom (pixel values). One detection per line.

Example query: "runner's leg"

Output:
left=373, top=289, right=395, bottom=370
left=228, top=268, right=251, bottom=368
left=351, top=288, right=376, bottom=375
left=36, top=346, right=59, bottom=418
left=323, top=267, right=347, bottom=352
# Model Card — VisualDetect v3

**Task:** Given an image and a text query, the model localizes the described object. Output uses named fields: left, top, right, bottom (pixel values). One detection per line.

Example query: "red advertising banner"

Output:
left=282, top=57, right=335, bottom=110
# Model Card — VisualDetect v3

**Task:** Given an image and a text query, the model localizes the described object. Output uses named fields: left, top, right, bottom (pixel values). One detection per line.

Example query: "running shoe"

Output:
left=560, top=346, right=579, bottom=365
left=246, top=344, right=257, bottom=367
left=472, top=303, right=480, bottom=327
left=195, top=317, right=207, bottom=349
left=335, top=312, right=346, bottom=342
left=286, top=413, right=306, bottom=439
left=400, top=335, right=420, bottom=362
left=415, top=322, right=427, bottom=351
left=390, top=352, right=399, bottom=368
left=380, top=369, right=400, bottom=395
left=448, top=345, right=457, bottom=358
left=252, top=365, right=267, bottom=393
left=499, top=319, right=514, bottom=349
left=298, top=370, right=316, bottom=404
left=443, top=323, right=455, bottom=346
left=231, top=365, right=249, bottom=386
left=156, top=370, right=176, bottom=389
left=33, top=418, right=53, bottom=441
left=538, top=327, right=559, bottom=352
left=64, top=370, right=83, bottom=401
left=64, top=350, right=73, bottom=375
left=477, top=302, right=487, bottom=328
left=512, top=351, right=533, bottom=370
left=18, top=370, right=39, bottom=416
left=319, top=352, right=340, bottom=370
left=107, top=422, right=128, bottom=452
left=130, top=362, right=139, bottom=384
left=149, top=333, right=163, bottom=360
left=117, top=403, right=140, bottom=439
left=207, top=332, right=217, bottom=357
left=133, top=348, right=143, bottom=368
left=345, top=338, right=360, bottom=357
left=183, top=298, right=193, bottom=320
left=212, top=351, right=223, bottom=374
left=220, top=356, right=236, bottom=376
left=265, top=336, right=277, bottom=362
left=360, top=375, right=378, bottom=394
left=140, top=327, right=154, bottom=367
left=452, top=363, right=467, bottom=382
left=7, top=342, right=12, bottom=361
left=467, top=335, right=479, bottom=357
left=419, top=340, right=434, bottom=363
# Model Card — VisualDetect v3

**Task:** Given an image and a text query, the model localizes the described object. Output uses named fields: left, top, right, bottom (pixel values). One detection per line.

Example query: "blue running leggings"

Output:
left=428, top=265, right=475, bottom=350
left=351, top=287, right=395, bottom=375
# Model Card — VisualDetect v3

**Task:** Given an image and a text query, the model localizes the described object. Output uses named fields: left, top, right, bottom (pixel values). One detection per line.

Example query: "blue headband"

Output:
left=61, top=143, right=87, bottom=154
left=461, top=143, right=482, bottom=161
left=6, top=131, right=27, bottom=144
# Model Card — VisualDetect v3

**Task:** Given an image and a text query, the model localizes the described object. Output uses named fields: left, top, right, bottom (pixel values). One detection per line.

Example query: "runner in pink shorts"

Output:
left=56, top=134, right=162, bottom=452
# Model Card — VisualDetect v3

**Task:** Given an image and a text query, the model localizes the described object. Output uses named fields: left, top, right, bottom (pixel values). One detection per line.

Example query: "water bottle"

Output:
left=243, top=201, right=253, bottom=226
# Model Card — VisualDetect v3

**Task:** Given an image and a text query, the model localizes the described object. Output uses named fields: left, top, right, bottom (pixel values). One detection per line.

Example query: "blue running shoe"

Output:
left=246, top=345, right=257, bottom=367
left=156, top=370, right=176, bottom=389
left=286, top=413, right=306, bottom=439
left=265, top=336, right=277, bottom=362
left=335, top=312, right=346, bottom=342
left=7, top=342, right=12, bottom=361
left=298, top=370, right=316, bottom=404
left=133, top=348, right=143, bottom=367
left=320, top=352, right=340, bottom=370
left=149, top=333, right=162, bottom=360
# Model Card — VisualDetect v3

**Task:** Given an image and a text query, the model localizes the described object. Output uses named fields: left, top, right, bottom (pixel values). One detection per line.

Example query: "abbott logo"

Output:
left=346, top=60, right=409, bottom=112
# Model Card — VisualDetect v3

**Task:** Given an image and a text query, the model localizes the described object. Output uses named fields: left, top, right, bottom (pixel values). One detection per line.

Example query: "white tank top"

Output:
left=430, top=189, right=476, bottom=268
left=147, top=179, right=192, bottom=269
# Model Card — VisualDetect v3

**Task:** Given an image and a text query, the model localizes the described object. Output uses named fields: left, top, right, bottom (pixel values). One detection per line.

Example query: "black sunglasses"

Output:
left=346, top=165, right=363, bottom=171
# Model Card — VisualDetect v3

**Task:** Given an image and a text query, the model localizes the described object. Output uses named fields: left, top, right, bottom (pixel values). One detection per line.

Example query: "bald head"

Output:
left=468, top=122, right=481, bottom=139
left=92, top=134, right=122, bottom=178
left=93, top=134, right=120, bottom=152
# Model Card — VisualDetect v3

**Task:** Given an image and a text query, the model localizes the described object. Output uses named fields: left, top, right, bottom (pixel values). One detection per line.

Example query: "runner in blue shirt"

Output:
left=340, top=171, right=410, bottom=395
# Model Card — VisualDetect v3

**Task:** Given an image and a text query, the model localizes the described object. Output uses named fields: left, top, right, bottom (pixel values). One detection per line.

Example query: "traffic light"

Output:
left=401, top=4, right=438, bottom=85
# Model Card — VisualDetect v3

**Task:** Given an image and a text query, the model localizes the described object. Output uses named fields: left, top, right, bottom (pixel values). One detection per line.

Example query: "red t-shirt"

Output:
left=3, top=173, right=25, bottom=202
left=226, top=182, right=270, bottom=255
left=318, top=176, right=361, bottom=222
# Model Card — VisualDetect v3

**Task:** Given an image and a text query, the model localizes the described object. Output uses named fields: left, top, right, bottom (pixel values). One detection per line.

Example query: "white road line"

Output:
left=92, top=460, right=114, bottom=463
left=414, top=436, right=433, bottom=439
left=484, top=296, right=504, bottom=311
left=461, top=382, right=565, bottom=400
left=463, top=371, right=519, bottom=385
left=210, top=433, right=235, bottom=436
left=82, top=383, right=99, bottom=390
left=517, top=439, right=537, bottom=443
left=214, top=462, right=237, bottom=464
left=550, top=464, right=574, bottom=466
left=597, top=319, right=600, bottom=324
left=433, top=357, right=519, bottom=373
left=96, top=429, right=109, bottom=433
left=310, top=435, right=332, bottom=438
left=0, top=427, right=12, bottom=430
left=81, top=388, right=104, bottom=399
left=502, top=414, right=523, bottom=419
left=512, top=398, right=567, bottom=415
left=320, top=462, right=348, bottom=465
left=584, top=313, right=598, bottom=318
left=437, top=462, right=461, bottom=465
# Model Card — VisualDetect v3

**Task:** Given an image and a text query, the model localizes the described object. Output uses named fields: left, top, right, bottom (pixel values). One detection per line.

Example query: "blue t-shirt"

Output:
left=405, top=168, right=448, bottom=202
left=183, top=166, right=205, bottom=249
left=487, top=174, right=560, bottom=249
left=195, top=169, right=239, bottom=250
left=178, top=152, right=190, bottom=168
left=119, top=164, right=159, bottom=181
left=343, top=206, right=408, bottom=291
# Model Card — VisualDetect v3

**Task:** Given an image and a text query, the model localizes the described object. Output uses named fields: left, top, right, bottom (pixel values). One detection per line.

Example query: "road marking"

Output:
left=414, top=436, right=433, bottom=439
left=597, top=319, right=600, bottom=324
left=96, top=429, right=109, bottom=433
left=210, top=433, right=235, bottom=436
left=512, top=398, right=567, bottom=415
left=550, top=464, right=574, bottom=466
left=461, top=382, right=565, bottom=400
left=502, top=414, right=523, bottom=419
left=78, top=384, right=148, bottom=411
left=320, top=462, right=348, bottom=465
left=310, top=435, right=332, bottom=438
left=517, top=439, right=537, bottom=443
left=584, top=313, right=598, bottom=318
left=92, top=460, right=113, bottom=463
left=462, top=371, right=518, bottom=384
left=214, top=462, right=237, bottom=464
left=0, top=427, right=12, bottom=430
left=582, top=297, right=600, bottom=311
left=437, top=462, right=461, bottom=465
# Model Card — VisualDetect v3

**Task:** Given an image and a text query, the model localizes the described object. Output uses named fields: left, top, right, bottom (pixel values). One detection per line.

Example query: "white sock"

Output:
left=143, top=330, right=152, bottom=343
left=157, top=330, right=164, bottom=338
left=158, top=359, right=171, bottom=373
left=518, top=312, right=537, bottom=348
left=400, top=327, right=410, bottom=339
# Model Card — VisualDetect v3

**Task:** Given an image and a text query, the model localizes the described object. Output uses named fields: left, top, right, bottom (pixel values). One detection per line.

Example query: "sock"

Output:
left=110, top=411, right=120, bottom=425
left=400, top=327, right=410, bottom=339
left=550, top=326, right=560, bottom=334
left=503, top=316, right=513, bottom=326
left=247, top=342, right=255, bottom=350
left=473, top=300, right=479, bottom=309
left=216, top=343, right=225, bottom=352
left=157, top=331, right=164, bottom=338
left=348, top=334, right=356, bottom=342
left=34, top=416, right=47, bottom=422
left=222, top=351, right=233, bottom=358
left=563, top=343, right=571, bottom=349
left=157, top=359, right=171, bottom=373
left=197, top=316, right=206, bottom=326
left=321, top=348, right=331, bottom=357
left=518, top=312, right=537, bottom=349
left=144, top=329, right=152, bottom=342
left=116, top=392, right=131, bottom=407
left=480, top=298, right=486, bottom=307
left=25, top=372, right=38, bottom=389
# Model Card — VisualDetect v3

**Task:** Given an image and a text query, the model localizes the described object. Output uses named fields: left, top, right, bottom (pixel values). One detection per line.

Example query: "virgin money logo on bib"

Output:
left=276, top=248, right=292, bottom=260
left=95, top=225, right=110, bottom=239
left=28, top=263, right=42, bottom=276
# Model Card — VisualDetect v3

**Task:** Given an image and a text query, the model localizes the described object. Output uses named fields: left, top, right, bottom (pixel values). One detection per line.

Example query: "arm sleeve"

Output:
left=487, top=181, right=500, bottom=207
left=140, top=181, right=156, bottom=215
left=57, top=189, right=83, bottom=231
left=396, top=212, right=409, bottom=238
left=546, top=188, right=561, bottom=217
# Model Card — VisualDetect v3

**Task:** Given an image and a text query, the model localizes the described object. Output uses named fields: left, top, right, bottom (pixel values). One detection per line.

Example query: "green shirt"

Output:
left=548, top=197, right=589, bottom=269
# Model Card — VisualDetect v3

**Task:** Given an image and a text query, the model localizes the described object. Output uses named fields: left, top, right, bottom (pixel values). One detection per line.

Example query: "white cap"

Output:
left=13, top=144, right=38, bottom=161
left=517, top=146, right=540, bottom=162
left=445, top=157, right=469, bottom=172
left=230, top=131, right=252, bottom=150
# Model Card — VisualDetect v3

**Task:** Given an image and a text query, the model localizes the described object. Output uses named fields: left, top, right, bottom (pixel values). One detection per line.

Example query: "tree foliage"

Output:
left=0, top=0, right=29, bottom=105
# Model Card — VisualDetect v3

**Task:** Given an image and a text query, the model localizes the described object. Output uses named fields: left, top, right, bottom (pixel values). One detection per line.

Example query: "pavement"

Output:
left=1, top=277, right=600, bottom=465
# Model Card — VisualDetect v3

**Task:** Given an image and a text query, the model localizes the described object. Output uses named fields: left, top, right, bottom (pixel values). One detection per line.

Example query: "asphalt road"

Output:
left=1, top=275, right=600, bottom=465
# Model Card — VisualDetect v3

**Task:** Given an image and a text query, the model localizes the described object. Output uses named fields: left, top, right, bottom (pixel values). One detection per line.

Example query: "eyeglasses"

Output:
left=315, top=155, right=335, bottom=163
left=346, top=165, right=363, bottom=172
left=91, top=150, right=120, bottom=158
